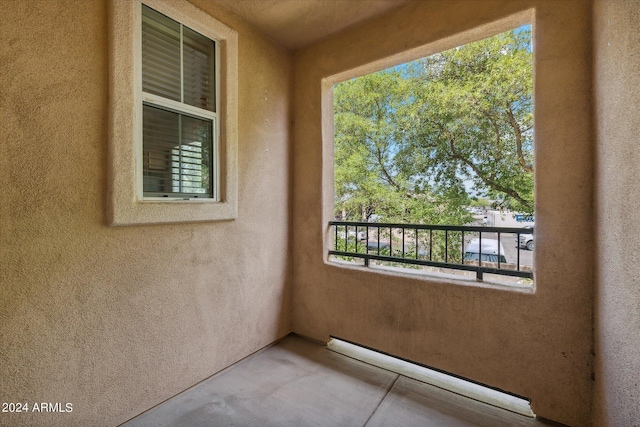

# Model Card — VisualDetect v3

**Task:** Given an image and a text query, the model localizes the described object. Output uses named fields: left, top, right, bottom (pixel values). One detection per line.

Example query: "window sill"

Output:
left=109, top=198, right=237, bottom=226
left=325, top=258, right=535, bottom=294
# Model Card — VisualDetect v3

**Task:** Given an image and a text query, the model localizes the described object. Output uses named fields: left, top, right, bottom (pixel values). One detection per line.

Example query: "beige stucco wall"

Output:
left=593, top=1, right=640, bottom=426
left=292, top=1, right=594, bottom=426
left=0, top=0, right=292, bottom=425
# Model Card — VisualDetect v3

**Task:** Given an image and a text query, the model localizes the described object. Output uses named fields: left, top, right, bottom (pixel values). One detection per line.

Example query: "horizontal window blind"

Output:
left=142, top=6, right=181, bottom=102
left=183, top=27, right=215, bottom=112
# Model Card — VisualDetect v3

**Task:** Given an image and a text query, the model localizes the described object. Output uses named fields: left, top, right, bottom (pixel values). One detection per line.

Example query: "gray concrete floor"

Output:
left=121, top=335, right=549, bottom=427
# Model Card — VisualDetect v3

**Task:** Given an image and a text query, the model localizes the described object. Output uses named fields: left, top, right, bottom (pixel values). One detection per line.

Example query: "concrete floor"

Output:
left=121, top=335, right=550, bottom=427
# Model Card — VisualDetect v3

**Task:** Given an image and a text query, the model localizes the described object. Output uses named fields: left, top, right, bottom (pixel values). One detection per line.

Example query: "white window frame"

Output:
left=108, top=0, right=238, bottom=225
left=140, top=4, right=219, bottom=200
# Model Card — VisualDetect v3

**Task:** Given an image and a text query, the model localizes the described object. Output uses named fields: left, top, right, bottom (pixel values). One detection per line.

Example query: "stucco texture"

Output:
left=292, top=1, right=594, bottom=426
left=593, top=0, right=640, bottom=426
left=10, top=0, right=640, bottom=426
left=0, top=0, right=291, bottom=425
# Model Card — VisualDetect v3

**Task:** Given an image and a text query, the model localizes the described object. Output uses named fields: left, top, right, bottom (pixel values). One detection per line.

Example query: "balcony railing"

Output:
left=328, top=221, right=534, bottom=281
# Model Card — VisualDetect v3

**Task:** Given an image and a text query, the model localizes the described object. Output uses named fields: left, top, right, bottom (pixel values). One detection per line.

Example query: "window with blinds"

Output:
left=141, top=4, right=217, bottom=199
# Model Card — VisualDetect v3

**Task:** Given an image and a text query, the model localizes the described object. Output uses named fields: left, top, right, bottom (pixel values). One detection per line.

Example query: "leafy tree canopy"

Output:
left=334, top=26, right=533, bottom=223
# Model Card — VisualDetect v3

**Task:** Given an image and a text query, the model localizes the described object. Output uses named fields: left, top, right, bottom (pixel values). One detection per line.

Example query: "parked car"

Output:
left=463, top=238, right=507, bottom=263
left=516, top=225, right=534, bottom=251
left=365, top=241, right=390, bottom=251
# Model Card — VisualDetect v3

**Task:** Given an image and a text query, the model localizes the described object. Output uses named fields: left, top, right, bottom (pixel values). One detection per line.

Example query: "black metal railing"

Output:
left=328, top=221, right=534, bottom=281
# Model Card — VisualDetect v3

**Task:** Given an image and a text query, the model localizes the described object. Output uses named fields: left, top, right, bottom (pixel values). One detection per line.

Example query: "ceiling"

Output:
left=211, top=0, right=414, bottom=50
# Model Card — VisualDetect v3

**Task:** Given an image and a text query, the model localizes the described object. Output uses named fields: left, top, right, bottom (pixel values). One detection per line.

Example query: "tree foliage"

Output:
left=334, top=27, right=534, bottom=223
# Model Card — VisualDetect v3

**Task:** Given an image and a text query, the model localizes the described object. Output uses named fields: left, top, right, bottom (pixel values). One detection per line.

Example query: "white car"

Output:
left=516, top=225, right=534, bottom=251
left=463, top=238, right=507, bottom=263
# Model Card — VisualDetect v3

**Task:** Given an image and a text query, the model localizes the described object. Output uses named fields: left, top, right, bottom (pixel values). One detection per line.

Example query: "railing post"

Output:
left=445, top=230, right=448, bottom=263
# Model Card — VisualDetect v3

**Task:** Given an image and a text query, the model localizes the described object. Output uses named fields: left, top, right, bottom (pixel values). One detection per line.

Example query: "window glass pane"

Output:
left=143, top=105, right=213, bottom=197
left=143, top=105, right=179, bottom=194
left=142, top=5, right=181, bottom=102
left=183, top=26, right=216, bottom=111
left=178, top=115, right=213, bottom=195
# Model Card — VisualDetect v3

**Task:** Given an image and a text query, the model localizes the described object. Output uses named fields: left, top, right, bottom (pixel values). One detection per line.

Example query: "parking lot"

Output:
left=344, top=227, right=533, bottom=268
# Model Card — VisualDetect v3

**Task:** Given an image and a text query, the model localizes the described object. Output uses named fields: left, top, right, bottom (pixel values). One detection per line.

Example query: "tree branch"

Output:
left=365, top=134, right=402, bottom=192
left=446, top=136, right=532, bottom=209
left=485, top=112, right=503, bottom=160
left=506, top=105, right=533, bottom=173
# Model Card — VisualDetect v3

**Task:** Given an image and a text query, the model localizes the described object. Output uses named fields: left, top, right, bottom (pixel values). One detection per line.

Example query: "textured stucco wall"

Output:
left=0, top=1, right=292, bottom=425
left=593, top=1, right=640, bottom=426
left=292, top=1, right=594, bottom=426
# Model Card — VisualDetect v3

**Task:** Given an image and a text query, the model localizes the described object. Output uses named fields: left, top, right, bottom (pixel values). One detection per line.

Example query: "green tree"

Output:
left=401, top=27, right=533, bottom=213
left=334, top=70, right=470, bottom=224
left=333, top=27, right=534, bottom=222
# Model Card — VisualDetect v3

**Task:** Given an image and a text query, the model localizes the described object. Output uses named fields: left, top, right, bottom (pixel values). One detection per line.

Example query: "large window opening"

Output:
left=330, top=25, right=534, bottom=286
